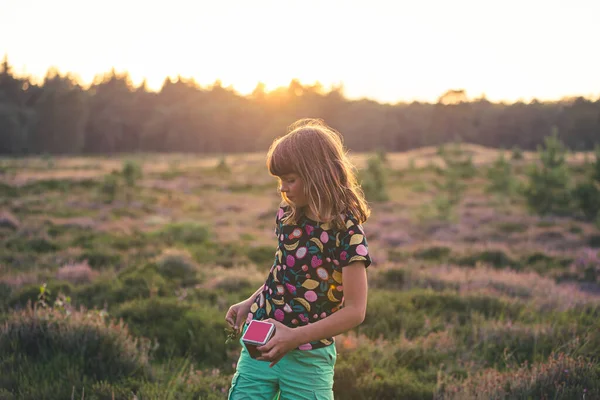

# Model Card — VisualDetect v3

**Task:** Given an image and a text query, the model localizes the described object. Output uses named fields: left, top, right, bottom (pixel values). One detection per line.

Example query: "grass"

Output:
left=0, top=148, right=599, bottom=399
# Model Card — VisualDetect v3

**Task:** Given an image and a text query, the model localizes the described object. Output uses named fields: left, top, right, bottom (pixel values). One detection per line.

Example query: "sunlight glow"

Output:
left=1, top=0, right=599, bottom=103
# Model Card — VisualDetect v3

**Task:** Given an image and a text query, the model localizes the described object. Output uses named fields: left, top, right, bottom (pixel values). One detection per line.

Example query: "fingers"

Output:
left=225, top=309, right=235, bottom=328
left=269, top=355, right=284, bottom=368
left=235, top=313, right=247, bottom=330
left=257, top=349, right=278, bottom=362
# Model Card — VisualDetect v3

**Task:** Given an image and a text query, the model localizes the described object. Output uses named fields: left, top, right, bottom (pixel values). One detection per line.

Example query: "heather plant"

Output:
left=524, top=130, right=572, bottom=215
left=55, top=260, right=99, bottom=284
left=569, top=248, right=600, bottom=283
left=114, top=297, right=231, bottom=368
left=0, top=302, right=152, bottom=398
left=436, top=351, right=600, bottom=400
left=155, top=248, right=200, bottom=283
left=153, top=221, right=211, bottom=245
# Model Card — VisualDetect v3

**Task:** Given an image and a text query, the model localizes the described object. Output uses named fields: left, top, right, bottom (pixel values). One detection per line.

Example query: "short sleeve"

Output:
left=336, top=219, right=371, bottom=269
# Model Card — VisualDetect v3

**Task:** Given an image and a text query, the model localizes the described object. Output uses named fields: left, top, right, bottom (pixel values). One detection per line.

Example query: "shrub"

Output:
left=436, top=352, right=600, bottom=400
left=156, top=248, right=200, bottom=282
left=155, top=222, right=211, bottom=245
left=78, top=249, right=122, bottom=269
left=56, top=260, right=99, bottom=284
left=524, top=130, right=571, bottom=215
left=511, top=145, right=524, bottom=160
left=572, top=145, right=600, bottom=221
left=100, top=172, right=119, bottom=204
left=122, top=159, right=143, bottom=188
left=0, top=305, right=152, bottom=399
left=414, top=246, right=451, bottom=261
left=486, top=153, right=517, bottom=199
left=245, top=245, right=276, bottom=267
left=433, top=142, right=473, bottom=220
left=361, top=152, right=389, bottom=202
left=569, top=248, right=600, bottom=283
left=453, top=250, right=517, bottom=269
left=114, top=297, right=229, bottom=367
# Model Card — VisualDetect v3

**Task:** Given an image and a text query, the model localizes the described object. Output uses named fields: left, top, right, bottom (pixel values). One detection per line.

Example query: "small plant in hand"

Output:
left=225, top=326, right=240, bottom=344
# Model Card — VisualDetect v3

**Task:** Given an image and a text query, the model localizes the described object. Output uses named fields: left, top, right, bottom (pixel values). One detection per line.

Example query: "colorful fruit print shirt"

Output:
left=247, top=205, right=371, bottom=351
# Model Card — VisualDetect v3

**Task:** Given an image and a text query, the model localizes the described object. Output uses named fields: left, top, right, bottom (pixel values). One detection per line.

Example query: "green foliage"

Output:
left=436, top=352, right=600, bottom=400
left=454, top=250, right=517, bottom=269
left=361, top=151, right=389, bottom=202
left=433, top=142, right=474, bottom=220
left=245, top=244, right=276, bottom=266
left=100, top=171, right=119, bottom=203
left=572, top=181, right=600, bottom=221
left=413, top=246, right=452, bottom=261
left=572, top=145, right=600, bottom=221
left=524, top=130, right=572, bottom=215
left=155, top=248, right=200, bottom=283
left=114, top=297, right=230, bottom=367
left=5, top=235, right=60, bottom=253
left=511, top=145, right=524, bottom=160
left=0, top=304, right=152, bottom=399
left=215, top=155, right=231, bottom=174
left=122, top=159, right=143, bottom=187
left=153, top=221, right=211, bottom=245
left=486, top=153, right=518, bottom=199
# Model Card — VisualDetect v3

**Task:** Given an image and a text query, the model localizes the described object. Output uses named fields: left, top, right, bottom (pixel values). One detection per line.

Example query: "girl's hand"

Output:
left=225, top=299, right=252, bottom=333
left=256, top=319, right=303, bottom=367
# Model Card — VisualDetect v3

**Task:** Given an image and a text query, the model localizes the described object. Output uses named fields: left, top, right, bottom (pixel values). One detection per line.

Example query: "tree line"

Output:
left=1, top=56, right=599, bottom=155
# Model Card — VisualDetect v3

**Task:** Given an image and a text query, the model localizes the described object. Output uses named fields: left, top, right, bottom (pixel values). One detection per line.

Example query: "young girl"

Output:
left=225, top=118, right=371, bottom=400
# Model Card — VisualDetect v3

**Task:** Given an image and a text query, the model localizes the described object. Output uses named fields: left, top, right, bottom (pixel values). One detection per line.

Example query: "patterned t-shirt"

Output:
left=247, top=205, right=371, bottom=351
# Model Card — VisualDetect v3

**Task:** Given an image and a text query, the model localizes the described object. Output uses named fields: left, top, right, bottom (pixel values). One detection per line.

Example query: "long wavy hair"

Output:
left=266, top=118, right=370, bottom=231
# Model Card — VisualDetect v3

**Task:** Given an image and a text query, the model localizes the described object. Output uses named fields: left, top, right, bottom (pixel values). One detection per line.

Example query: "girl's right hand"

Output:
left=225, top=298, right=253, bottom=333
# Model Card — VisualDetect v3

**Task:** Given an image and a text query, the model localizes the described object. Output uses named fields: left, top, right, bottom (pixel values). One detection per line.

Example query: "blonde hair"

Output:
left=266, top=118, right=370, bottom=231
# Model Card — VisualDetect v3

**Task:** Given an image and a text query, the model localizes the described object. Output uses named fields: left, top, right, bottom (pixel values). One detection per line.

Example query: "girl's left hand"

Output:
left=256, top=319, right=302, bottom=367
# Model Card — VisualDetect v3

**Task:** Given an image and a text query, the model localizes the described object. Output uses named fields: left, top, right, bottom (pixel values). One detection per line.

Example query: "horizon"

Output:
left=2, top=0, right=600, bottom=104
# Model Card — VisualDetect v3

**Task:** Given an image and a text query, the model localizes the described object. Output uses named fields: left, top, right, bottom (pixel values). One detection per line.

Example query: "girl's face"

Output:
left=279, top=173, right=308, bottom=207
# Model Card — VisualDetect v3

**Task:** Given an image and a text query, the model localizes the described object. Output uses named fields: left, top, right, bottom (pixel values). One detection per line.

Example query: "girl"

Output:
left=225, top=118, right=371, bottom=400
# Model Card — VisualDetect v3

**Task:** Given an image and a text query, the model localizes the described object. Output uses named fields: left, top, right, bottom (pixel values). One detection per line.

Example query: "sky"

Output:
left=1, top=0, right=599, bottom=104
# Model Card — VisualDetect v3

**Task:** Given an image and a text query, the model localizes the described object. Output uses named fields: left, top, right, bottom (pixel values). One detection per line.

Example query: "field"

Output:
left=1, top=145, right=599, bottom=399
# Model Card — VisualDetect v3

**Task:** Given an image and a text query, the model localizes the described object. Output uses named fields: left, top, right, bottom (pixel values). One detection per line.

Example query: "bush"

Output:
left=114, top=297, right=230, bottom=367
left=78, top=248, right=122, bottom=269
left=436, top=352, right=600, bottom=400
left=433, top=142, right=474, bottom=220
left=122, top=159, right=143, bottom=188
left=524, top=130, right=571, bottom=215
left=100, top=172, right=119, bottom=203
left=454, top=250, right=517, bottom=269
left=245, top=245, right=276, bottom=267
left=361, top=152, right=389, bottom=202
left=486, top=153, right=517, bottom=199
left=154, top=222, right=211, bottom=245
left=0, top=305, right=152, bottom=399
left=414, top=246, right=451, bottom=261
left=156, top=248, right=200, bottom=282
left=572, top=145, right=600, bottom=221
left=511, top=145, right=524, bottom=160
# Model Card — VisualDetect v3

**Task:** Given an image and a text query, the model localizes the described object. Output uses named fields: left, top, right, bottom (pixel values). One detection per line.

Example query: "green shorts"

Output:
left=228, top=323, right=337, bottom=400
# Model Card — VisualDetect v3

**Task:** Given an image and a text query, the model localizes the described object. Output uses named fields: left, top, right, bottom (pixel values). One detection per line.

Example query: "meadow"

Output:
left=1, top=142, right=599, bottom=399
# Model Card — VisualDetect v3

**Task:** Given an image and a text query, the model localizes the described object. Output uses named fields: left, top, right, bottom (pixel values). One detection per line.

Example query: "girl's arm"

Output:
left=257, top=261, right=368, bottom=366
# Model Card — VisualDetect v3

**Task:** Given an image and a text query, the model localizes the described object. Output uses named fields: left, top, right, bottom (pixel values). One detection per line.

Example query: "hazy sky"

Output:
left=1, top=0, right=599, bottom=103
